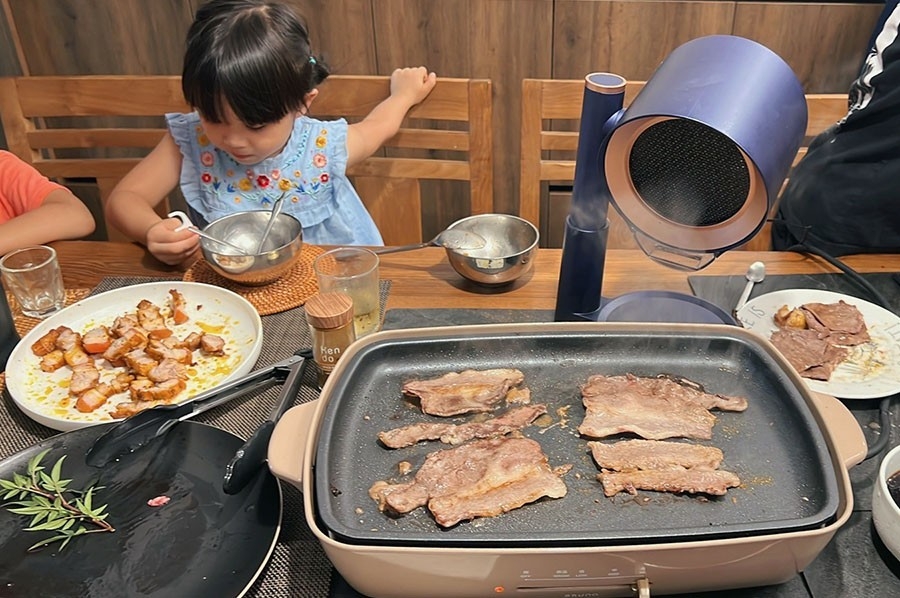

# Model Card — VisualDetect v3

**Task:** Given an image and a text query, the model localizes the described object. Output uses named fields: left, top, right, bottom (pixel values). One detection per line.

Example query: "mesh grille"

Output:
left=628, top=119, right=750, bottom=227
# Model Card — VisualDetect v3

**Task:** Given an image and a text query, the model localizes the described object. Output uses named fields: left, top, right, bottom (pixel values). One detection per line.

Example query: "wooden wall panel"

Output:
left=733, top=2, right=882, bottom=93
left=553, top=1, right=736, bottom=80
left=7, top=0, right=192, bottom=75
left=289, top=0, right=376, bottom=74
left=371, top=0, right=552, bottom=237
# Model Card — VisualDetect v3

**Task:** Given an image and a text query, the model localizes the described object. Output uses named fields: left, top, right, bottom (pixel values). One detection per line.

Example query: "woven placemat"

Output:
left=7, top=288, right=92, bottom=337
left=183, top=245, right=325, bottom=316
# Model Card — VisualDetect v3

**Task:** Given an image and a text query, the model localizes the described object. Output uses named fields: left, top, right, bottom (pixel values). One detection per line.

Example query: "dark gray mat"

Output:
left=688, top=272, right=900, bottom=316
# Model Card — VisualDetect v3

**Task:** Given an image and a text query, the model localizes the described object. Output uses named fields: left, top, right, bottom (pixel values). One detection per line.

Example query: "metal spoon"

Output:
left=168, top=210, right=252, bottom=256
left=255, top=193, right=286, bottom=254
left=734, top=261, right=766, bottom=313
left=374, top=229, right=487, bottom=255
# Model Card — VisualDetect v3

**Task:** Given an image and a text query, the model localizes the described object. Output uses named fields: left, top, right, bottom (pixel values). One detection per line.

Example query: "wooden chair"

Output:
left=519, top=78, right=848, bottom=251
left=310, top=75, right=493, bottom=245
left=0, top=75, right=493, bottom=245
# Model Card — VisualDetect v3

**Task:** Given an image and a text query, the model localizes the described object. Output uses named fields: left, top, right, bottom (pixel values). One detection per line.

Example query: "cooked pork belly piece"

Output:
left=39, top=349, right=66, bottom=373
left=582, top=374, right=747, bottom=413
left=588, top=439, right=724, bottom=472
left=131, top=378, right=186, bottom=403
left=81, top=326, right=112, bottom=354
left=770, top=328, right=849, bottom=381
left=378, top=404, right=548, bottom=449
left=137, top=299, right=172, bottom=340
left=579, top=374, right=720, bottom=440
left=103, top=327, right=149, bottom=364
left=598, top=468, right=741, bottom=497
left=169, top=289, right=190, bottom=325
left=148, top=358, right=188, bottom=383
left=53, top=327, right=80, bottom=352
left=111, top=398, right=164, bottom=419
left=801, top=301, right=870, bottom=346
left=31, top=327, right=62, bottom=357
left=146, top=339, right=193, bottom=365
left=69, top=361, right=101, bottom=396
left=401, top=368, right=526, bottom=416
left=123, top=349, right=159, bottom=377
left=75, top=373, right=132, bottom=413
left=199, top=333, right=226, bottom=356
left=183, top=331, right=203, bottom=351
left=369, top=437, right=568, bottom=527
left=110, top=314, right=143, bottom=338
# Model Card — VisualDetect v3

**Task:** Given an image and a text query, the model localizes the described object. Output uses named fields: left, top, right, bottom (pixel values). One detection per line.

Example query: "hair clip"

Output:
left=309, top=56, right=317, bottom=65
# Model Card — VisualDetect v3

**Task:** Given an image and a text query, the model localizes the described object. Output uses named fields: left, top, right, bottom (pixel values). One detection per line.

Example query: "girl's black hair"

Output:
left=182, top=0, right=330, bottom=126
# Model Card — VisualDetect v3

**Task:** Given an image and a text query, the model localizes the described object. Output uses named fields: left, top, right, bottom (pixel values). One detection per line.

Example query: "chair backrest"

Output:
left=0, top=75, right=493, bottom=245
left=519, top=78, right=848, bottom=251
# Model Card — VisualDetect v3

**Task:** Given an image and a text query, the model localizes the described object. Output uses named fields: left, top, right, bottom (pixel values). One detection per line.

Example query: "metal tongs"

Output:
left=85, top=349, right=312, bottom=484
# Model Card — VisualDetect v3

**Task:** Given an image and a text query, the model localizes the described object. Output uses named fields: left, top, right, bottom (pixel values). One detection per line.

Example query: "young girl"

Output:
left=105, top=0, right=437, bottom=266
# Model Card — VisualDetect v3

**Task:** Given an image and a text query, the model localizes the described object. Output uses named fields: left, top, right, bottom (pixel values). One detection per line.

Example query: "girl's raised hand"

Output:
left=390, top=66, right=437, bottom=107
left=145, top=217, right=201, bottom=266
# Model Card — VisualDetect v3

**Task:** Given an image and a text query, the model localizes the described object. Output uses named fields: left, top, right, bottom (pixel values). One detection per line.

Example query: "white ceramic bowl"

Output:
left=873, top=444, right=900, bottom=561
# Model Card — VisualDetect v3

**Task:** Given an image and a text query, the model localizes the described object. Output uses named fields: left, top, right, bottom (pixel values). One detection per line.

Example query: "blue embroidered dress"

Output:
left=166, top=112, right=384, bottom=246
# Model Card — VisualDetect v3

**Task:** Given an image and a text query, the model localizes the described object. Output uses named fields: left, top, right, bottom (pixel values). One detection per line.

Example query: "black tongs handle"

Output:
left=84, top=352, right=305, bottom=468
left=222, top=348, right=312, bottom=494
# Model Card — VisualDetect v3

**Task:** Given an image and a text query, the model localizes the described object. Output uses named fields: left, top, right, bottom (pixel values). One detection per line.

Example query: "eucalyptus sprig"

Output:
left=0, top=448, right=115, bottom=552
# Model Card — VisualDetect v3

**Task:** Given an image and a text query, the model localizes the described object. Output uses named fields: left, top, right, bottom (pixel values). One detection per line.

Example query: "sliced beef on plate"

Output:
left=588, top=439, right=724, bottom=472
left=578, top=374, right=722, bottom=440
left=581, top=374, right=748, bottom=412
left=598, top=468, right=741, bottom=497
left=368, top=437, right=568, bottom=527
left=801, top=300, right=870, bottom=346
left=769, top=328, right=849, bottom=381
left=401, top=368, right=526, bottom=416
left=378, top=404, right=548, bottom=449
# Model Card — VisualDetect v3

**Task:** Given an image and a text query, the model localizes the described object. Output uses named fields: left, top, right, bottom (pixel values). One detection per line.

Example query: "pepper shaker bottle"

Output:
left=305, top=292, right=356, bottom=388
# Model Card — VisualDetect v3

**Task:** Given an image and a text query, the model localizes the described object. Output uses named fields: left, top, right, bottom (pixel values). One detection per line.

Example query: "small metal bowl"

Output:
left=200, top=211, right=303, bottom=286
left=444, top=214, right=539, bottom=286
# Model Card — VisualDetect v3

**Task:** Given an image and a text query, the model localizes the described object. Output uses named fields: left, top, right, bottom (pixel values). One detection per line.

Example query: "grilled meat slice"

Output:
left=39, top=349, right=66, bottom=373
left=582, top=374, right=748, bottom=413
left=401, top=368, right=525, bottom=416
left=369, top=437, right=568, bottom=527
left=169, top=288, right=190, bottom=325
left=770, top=328, right=849, bottom=381
left=378, top=404, right=548, bottom=449
left=598, top=468, right=741, bottom=497
left=588, top=439, right=724, bottom=472
left=801, top=300, right=870, bottom=346
left=579, top=374, right=719, bottom=440
left=137, top=299, right=172, bottom=340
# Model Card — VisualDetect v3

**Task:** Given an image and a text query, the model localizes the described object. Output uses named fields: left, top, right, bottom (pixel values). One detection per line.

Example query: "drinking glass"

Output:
left=0, top=245, right=66, bottom=318
left=313, top=247, right=381, bottom=338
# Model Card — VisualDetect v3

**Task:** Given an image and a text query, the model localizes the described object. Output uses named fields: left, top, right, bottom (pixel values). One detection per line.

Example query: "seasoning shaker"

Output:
left=305, top=291, right=356, bottom=388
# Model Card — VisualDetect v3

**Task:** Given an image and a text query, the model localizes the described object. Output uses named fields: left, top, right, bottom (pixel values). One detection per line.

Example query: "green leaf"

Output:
left=3, top=489, right=18, bottom=500
left=27, top=449, right=51, bottom=477
left=0, top=479, right=16, bottom=491
left=62, top=518, right=76, bottom=531
left=50, top=456, right=65, bottom=484
left=24, top=518, right=68, bottom=532
left=13, top=473, right=29, bottom=487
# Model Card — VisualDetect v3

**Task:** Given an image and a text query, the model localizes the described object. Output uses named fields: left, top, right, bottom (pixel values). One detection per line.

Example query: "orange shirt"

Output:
left=0, top=150, right=65, bottom=223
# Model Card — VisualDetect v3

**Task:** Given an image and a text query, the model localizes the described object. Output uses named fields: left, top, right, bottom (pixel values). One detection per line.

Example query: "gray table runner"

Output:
left=0, top=276, right=392, bottom=598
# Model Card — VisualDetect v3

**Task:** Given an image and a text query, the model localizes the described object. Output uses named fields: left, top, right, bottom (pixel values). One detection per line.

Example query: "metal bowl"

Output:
left=200, top=211, right=303, bottom=286
left=444, top=214, right=539, bottom=286
left=874, top=444, right=900, bottom=562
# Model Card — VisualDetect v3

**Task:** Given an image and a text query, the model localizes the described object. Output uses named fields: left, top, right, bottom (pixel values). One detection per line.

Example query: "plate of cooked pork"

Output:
left=4, top=281, right=262, bottom=431
left=737, top=288, right=900, bottom=399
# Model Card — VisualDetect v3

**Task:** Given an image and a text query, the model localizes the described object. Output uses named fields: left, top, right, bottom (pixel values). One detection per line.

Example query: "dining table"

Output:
left=2, top=240, right=900, bottom=598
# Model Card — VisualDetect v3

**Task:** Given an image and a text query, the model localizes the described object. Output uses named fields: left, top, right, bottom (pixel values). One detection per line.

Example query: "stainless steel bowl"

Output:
left=444, top=214, right=539, bottom=286
left=200, top=211, right=303, bottom=286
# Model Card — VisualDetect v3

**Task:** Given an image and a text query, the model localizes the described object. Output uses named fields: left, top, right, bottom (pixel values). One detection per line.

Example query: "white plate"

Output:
left=5, top=281, right=262, bottom=431
left=737, top=288, right=900, bottom=399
